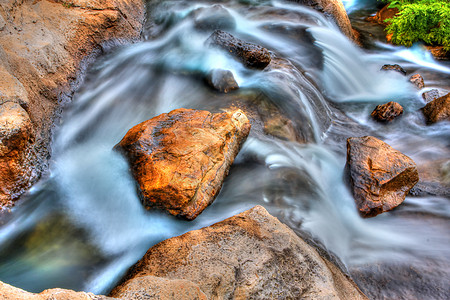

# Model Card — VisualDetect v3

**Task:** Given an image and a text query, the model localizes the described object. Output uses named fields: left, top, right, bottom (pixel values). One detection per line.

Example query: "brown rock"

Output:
left=115, top=108, right=251, bottom=220
left=346, top=136, right=419, bottom=217
left=426, top=46, right=450, bottom=60
left=0, top=102, right=35, bottom=208
left=205, top=69, right=239, bottom=93
left=370, top=101, right=403, bottom=122
left=409, top=74, right=425, bottom=89
left=367, top=4, right=398, bottom=25
left=111, top=275, right=207, bottom=300
left=0, top=0, right=145, bottom=208
left=111, top=206, right=367, bottom=299
left=422, top=89, right=440, bottom=103
left=206, top=30, right=271, bottom=69
left=0, top=280, right=114, bottom=300
left=381, top=64, right=406, bottom=76
left=421, top=93, right=450, bottom=124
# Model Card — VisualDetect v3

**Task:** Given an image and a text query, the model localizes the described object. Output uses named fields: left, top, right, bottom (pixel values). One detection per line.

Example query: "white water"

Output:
left=0, top=0, right=448, bottom=297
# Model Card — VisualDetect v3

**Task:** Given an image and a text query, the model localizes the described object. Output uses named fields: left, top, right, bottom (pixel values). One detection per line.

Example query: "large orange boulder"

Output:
left=115, top=108, right=251, bottom=220
left=346, top=136, right=419, bottom=217
left=111, top=206, right=367, bottom=299
left=421, top=93, right=450, bottom=124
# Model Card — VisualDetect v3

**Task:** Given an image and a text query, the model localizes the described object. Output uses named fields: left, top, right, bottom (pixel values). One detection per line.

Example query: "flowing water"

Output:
left=0, top=0, right=449, bottom=298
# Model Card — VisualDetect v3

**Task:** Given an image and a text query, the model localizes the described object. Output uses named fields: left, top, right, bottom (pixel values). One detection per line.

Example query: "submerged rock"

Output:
left=111, top=206, right=368, bottom=299
left=206, top=30, right=271, bottom=69
left=422, top=89, right=440, bottom=103
left=409, top=74, right=425, bottom=89
left=370, top=101, right=403, bottom=122
left=192, top=4, right=236, bottom=31
left=205, top=69, right=239, bottom=93
left=346, top=136, right=419, bottom=217
left=0, top=280, right=114, bottom=300
left=421, top=93, right=450, bottom=124
left=380, top=64, right=406, bottom=76
left=115, top=108, right=251, bottom=220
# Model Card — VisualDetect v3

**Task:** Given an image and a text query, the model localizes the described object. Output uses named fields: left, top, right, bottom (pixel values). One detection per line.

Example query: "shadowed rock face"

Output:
left=422, top=93, right=450, bottom=124
left=205, top=69, right=239, bottom=93
left=371, top=101, right=403, bottom=122
left=346, top=136, right=419, bottom=218
left=0, top=0, right=145, bottom=209
left=192, top=4, right=236, bottom=31
left=206, top=30, right=271, bottom=69
left=111, top=206, right=368, bottom=300
left=115, top=108, right=251, bottom=220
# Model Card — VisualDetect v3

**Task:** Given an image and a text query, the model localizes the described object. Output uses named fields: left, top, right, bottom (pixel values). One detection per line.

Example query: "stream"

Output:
left=0, top=0, right=449, bottom=298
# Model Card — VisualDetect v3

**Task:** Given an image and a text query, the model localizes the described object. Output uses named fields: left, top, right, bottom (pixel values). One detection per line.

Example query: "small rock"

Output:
left=205, top=69, right=239, bottom=93
left=115, top=108, right=251, bottom=220
left=421, top=93, right=450, bottom=124
left=381, top=64, right=406, bottom=76
left=206, top=30, right=271, bottom=69
left=409, top=74, right=424, bottom=89
left=422, top=89, right=440, bottom=103
left=371, top=101, right=403, bottom=122
left=367, top=4, right=398, bottom=26
left=192, top=5, right=236, bottom=31
left=110, top=206, right=368, bottom=299
left=346, top=136, right=419, bottom=217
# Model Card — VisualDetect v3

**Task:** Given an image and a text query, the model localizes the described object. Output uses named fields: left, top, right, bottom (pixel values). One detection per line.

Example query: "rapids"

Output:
left=0, top=0, right=448, bottom=298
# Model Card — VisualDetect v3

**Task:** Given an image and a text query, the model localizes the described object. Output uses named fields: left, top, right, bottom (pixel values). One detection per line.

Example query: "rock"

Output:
left=289, top=0, right=358, bottom=43
left=110, top=275, right=208, bottom=300
left=115, top=108, right=251, bottom=220
left=0, top=0, right=145, bottom=208
left=421, top=93, right=450, bottom=124
left=426, top=46, right=450, bottom=60
left=0, top=280, right=114, bottom=300
left=370, top=101, right=403, bottom=122
left=409, top=159, right=450, bottom=197
left=422, top=89, right=440, bottom=103
left=367, top=4, right=398, bottom=25
left=206, top=30, right=271, bottom=69
left=205, top=69, right=239, bottom=93
left=0, top=102, right=35, bottom=208
left=111, top=206, right=368, bottom=299
left=346, top=136, right=419, bottom=217
left=381, top=64, right=406, bottom=76
left=409, top=74, right=425, bottom=89
left=192, top=4, right=236, bottom=31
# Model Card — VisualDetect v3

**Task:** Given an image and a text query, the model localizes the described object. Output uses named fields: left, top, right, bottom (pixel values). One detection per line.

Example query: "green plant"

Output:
left=382, top=0, right=450, bottom=50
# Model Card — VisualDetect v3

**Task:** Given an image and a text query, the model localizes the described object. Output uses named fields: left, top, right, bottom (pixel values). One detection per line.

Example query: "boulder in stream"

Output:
left=421, top=93, right=450, bottom=124
left=380, top=64, right=406, bottom=76
left=192, top=4, right=236, bottom=31
left=346, top=136, right=419, bottom=217
left=115, top=108, right=251, bottom=220
left=409, top=74, right=425, bottom=89
left=422, top=89, right=440, bottom=103
left=205, top=69, right=239, bottom=93
left=111, top=206, right=368, bottom=299
left=206, top=30, right=271, bottom=69
left=370, top=101, right=403, bottom=122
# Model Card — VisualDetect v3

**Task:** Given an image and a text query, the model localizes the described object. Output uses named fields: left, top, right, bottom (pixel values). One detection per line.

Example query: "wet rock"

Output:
left=0, top=0, right=145, bottom=209
left=409, top=159, right=450, bottom=197
left=381, top=64, right=406, bottom=76
left=192, top=4, right=236, bottom=31
left=422, top=89, right=440, bottom=103
left=426, top=46, right=450, bottom=60
left=205, top=69, right=239, bottom=93
left=421, top=93, right=450, bottom=124
left=206, top=30, right=271, bottom=69
left=111, top=206, right=368, bottom=299
left=0, top=102, right=36, bottom=208
left=110, top=275, right=208, bottom=300
left=0, top=280, right=114, bottom=300
left=367, top=4, right=398, bottom=26
left=115, top=108, right=251, bottom=220
left=370, top=101, right=403, bottom=122
left=346, top=136, right=419, bottom=217
left=409, top=74, right=425, bottom=89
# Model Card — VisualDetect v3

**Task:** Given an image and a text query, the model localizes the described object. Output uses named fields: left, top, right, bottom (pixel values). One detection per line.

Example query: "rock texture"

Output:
left=370, top=101, right=403, bottom=122
left=206, top=30, right=271, bottom=69
left=0, top=0, right=145, bottom=209
left=192, top=4, right=236, bottom=31
left=409, top=74, right=425, bottom=89
left=381, top=64, right=406, bottom=76
left=0, top=280, right=114, bottom=300
left=111, top=206, right=367, bottom=300
left=346, top=136, right=419, bottom=217
left=367, top=4, right=398, bottom=25
left=115, top=108, right=251, bottom=220
left=422, top=89, right=440, bottom=103
left=205, top=69, right=239, bottom=93
left=421, top=93, right=450, bottom=124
